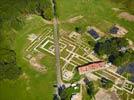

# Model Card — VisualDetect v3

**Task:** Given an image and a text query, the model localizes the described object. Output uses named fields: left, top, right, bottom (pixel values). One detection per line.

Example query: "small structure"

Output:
left=109, top=24, right=128, bottom=36
left=26, top=54, right=32, bottom=60
left=69, top=31, right=80, bottom=39
left=119, top=47, right=127, bottom=52
left=87, top=26, right=104, bottom=41
left=78, top=61, right=105, bottom=74
left=87, top=28, right=100, bottom=40
left=123, top=81, right=134, bottom=94
left=27, top=34, right=38, bottom=42
left=62, top=70, right=74, bottom=81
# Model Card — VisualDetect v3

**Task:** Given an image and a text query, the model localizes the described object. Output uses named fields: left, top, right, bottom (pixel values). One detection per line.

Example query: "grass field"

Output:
left=0, top=15, right=56, bottom=100
left=0, top=0, right=134, bottom=100
left=57, top=0, right=134, bottom=41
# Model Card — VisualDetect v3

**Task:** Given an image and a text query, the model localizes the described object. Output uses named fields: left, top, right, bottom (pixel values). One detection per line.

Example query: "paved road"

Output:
left=51, top=0, right=62, bottom=99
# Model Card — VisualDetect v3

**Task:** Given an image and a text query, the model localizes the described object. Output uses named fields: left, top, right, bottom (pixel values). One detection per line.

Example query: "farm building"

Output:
left=78, top=61, right=105, bottom=74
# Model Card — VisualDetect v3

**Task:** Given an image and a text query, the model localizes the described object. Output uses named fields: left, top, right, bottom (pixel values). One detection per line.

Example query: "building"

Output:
left=87, top=26, right=102, bottom=40
left=109, top=24, right=128, bottom=35
left=88, top=29, right=100, bottom=39
left=78, top=61, right=105, bottom=74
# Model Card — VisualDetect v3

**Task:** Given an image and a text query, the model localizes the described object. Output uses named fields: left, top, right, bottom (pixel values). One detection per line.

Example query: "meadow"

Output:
left=0, top=15, right=56, bottom=100
left=57, top=0, right=134, bottom=41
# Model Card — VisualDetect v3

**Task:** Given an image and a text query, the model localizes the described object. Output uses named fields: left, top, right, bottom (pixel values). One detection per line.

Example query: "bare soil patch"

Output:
left=65, top=15, right=83, bottom=23
left=118, top=12, right=134, bottom=22
left=95, top=89, right=119, bottom=100
left=112, top=8, right=121, bottom=12
left=29, top=53, right=47, bottom=73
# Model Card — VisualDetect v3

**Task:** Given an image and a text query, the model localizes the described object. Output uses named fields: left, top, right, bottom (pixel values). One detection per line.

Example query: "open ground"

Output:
left=0, top=0, right=134, bottom=100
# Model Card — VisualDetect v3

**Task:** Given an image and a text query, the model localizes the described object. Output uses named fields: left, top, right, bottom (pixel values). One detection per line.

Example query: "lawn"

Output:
left=0, top=15, right=56, bottom=100
left=57, top=0, right=134, bottom=41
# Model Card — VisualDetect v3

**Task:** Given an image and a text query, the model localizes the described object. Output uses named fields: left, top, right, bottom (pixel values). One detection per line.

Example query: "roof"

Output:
left=78, top=61, right=105, bottom=74
left=88, top=29, right=100, bottom=39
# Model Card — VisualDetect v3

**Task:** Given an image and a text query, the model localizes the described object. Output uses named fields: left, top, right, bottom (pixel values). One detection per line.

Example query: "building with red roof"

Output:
left=78, top=61, right=105, bottom=74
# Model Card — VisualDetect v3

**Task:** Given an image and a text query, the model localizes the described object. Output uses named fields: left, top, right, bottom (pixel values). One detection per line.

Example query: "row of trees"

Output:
left=86, top=81, right=95, bottom=99
left=94, top=37, right=134, bottom=66
left=0, top=49, right=22, bottom=80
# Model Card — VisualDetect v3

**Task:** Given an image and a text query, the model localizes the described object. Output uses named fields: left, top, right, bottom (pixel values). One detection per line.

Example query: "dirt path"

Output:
left=27, top=14, right=84, bottom=25
left=64, top=15, right=84, bottom=23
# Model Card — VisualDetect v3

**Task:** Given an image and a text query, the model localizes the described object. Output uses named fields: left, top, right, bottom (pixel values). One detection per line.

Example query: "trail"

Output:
left=51, top=0, right=62, bottom=99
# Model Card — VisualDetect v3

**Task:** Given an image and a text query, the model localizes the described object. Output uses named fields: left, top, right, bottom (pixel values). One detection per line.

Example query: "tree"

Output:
left=94, top=37, right=129, bottom=56
left=93, top=37, right=133, bottom=66
left=86, top=81, right=95, bottom=99
left=100, top=77, right=113, bottom=89
left=75, top=26, right=81, bottom=33
left=0, top=0, right=53, bottom=28
left=0, top=49, right=22, bottom=80
left=60, top=86, right=80, bottom=100
left=35, top=0, right=53, bottom=20
left=108, top=50, right=134, bottom=66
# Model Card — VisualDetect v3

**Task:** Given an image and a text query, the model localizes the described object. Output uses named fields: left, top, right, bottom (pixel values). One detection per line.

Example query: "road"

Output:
left=51, top=0, right=62, bottom=99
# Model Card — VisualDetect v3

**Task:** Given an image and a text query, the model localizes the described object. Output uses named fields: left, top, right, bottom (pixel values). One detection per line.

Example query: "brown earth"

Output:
left=118, top=12, right=134, bottom=22
left=29, top=53, right=47, bottom=73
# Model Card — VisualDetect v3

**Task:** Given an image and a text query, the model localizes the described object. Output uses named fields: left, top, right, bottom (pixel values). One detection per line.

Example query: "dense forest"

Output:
left=0, top=0, right=52, bottom=80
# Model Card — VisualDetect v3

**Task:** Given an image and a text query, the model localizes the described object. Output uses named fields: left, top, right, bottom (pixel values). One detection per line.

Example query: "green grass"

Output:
left=122, top=72, right=132, bottom=81
left=70, top=71, right=82, bottom=83
left=72, top=57, right=86, bottom=65
left=0, top=15, right=56, bottom=100
left=82, top=85, right=92, bottom=100
left=65, top=64, right=74, bottom=71
left=60, top=85, right=80, bottom=100
left=117, top=89, right=134, bottom=100
left=57, top=0, right=134, bottom=41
